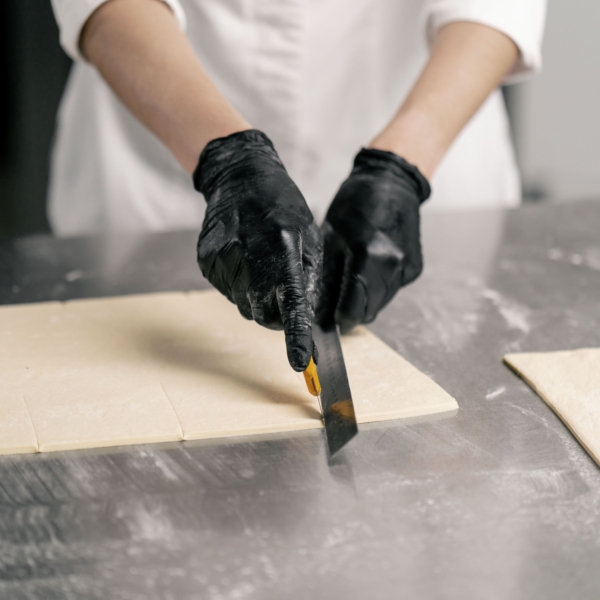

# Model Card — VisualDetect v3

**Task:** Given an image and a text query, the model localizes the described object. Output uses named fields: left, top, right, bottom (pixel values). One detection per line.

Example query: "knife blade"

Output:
left=311, top=321, right=358, bottom=457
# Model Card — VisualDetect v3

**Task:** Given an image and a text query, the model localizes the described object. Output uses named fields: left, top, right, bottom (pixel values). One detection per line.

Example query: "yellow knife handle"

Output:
left=303, top=356, right=322, bottom=397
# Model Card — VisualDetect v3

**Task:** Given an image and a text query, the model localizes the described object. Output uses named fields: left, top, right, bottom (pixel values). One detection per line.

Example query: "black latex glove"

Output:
left=317, top=148, right=430, bottom=333
left=193, top=129, right=322, bottom=372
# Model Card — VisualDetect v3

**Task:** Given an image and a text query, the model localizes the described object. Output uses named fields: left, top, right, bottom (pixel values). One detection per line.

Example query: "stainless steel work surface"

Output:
left=1, top=200, right=600, bottom=599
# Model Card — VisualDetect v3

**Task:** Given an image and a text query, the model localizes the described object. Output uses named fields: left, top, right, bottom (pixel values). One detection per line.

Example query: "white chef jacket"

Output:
left=49, top=0, right=546, bottom=236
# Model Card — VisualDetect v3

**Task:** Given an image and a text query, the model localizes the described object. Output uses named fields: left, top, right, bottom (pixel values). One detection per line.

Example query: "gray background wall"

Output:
left=511, top=0, right=600, bottom=204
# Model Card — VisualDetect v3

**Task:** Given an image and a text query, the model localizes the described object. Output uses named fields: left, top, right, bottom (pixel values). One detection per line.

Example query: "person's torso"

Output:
left=49, top=0, right=520, bottom=236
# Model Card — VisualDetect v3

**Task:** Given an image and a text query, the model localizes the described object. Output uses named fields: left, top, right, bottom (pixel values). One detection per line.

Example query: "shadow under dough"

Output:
left=129, top=323, right=321, bottom=421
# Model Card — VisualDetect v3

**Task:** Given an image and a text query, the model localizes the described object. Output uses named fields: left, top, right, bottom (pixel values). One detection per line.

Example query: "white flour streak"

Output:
left=483, top=289, right=531, bottom=334
left=547, top=247, right=600, bottom=271
left=65, top=269, right=83, bottom=282
left=135, top=449, right=180, bottom=481
left=486, top=386, right=506, bottom=400
left=547, top=248, right=564, bottom=261
left=149, top=453, right=180, bottom=481
left=129, top=505, right=176, bottom=542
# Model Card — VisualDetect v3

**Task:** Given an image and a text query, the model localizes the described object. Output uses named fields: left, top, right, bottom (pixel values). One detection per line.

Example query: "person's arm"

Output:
left=369, top=21, right=518, bottom=179
left=318, top=22, right=519, bottom=332
left=81, top=0, right=250, bottom=174
left=81, top=0, right=322, bottom=372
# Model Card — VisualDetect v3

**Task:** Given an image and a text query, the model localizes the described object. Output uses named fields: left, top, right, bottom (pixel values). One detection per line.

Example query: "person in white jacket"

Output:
left=50, top=0, right=546, bottom=371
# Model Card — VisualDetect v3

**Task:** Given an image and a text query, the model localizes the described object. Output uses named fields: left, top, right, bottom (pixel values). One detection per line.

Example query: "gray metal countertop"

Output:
left=1, top=200, right=600, bottom=600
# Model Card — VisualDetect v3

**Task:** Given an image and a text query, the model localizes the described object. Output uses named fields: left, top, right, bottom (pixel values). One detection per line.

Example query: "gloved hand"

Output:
left=193, top=129, right=322, bottom=371
left=317, top=148, right=430, bottom=333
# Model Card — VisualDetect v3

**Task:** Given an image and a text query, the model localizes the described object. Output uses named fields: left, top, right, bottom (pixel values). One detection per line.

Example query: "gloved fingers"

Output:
left=335, top=232, right=405, bottom=333
left=247, top=288, right=283, bottom=330
left=398, top=223, right=423, bottom=286
left=232, top=288, right=253, bottom=321
left=198, top=236, right=247, bottom=304
left=334, top=249, right=369, bottom=334
left=361, top=231, right=406, bottom=322
left=276, top=230, right=314, bottom=372
left=277, top=284, right=313, bottom=371
left=301, top=222, right=324, bottom=319
left=315, top=222, right=346, bottom=327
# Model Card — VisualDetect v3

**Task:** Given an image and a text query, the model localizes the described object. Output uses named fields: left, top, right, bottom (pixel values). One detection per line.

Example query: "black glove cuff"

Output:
left=353, top=148, right=431, bottom=204
left=193, top=129, right=282, bottom=197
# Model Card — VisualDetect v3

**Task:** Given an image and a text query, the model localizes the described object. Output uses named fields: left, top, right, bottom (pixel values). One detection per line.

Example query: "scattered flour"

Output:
left=486, top=386, right=506, bottom=400
left=547, top=247, right=600, bottom=271
left=482, top=289, right=531, bottom=334
left=65, top=269, right=84, bottom=282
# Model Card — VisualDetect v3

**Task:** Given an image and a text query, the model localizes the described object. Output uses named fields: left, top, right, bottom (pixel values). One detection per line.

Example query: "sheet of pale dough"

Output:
left=0, top=291, right=458, bottom=454
left=0, top=383, right=38, bottom=455
left=505, top=349, right=600, bottom=467
left=0, top=299, right=184, bottom=452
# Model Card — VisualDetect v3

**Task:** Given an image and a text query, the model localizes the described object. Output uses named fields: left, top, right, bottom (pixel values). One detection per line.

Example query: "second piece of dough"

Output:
left=505, top=348, right=600, bottom=467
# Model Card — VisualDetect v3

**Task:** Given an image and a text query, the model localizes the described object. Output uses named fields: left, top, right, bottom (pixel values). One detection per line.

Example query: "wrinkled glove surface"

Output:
left=193, top=129, right=322, bottom=372
left=317, top=148, right=430, bottom=334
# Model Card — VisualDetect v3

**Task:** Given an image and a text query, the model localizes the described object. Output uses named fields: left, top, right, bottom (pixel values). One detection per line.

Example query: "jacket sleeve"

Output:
left=50, top=0, right=187, bottom=62
left=423, top=0, right=547, bottom=84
